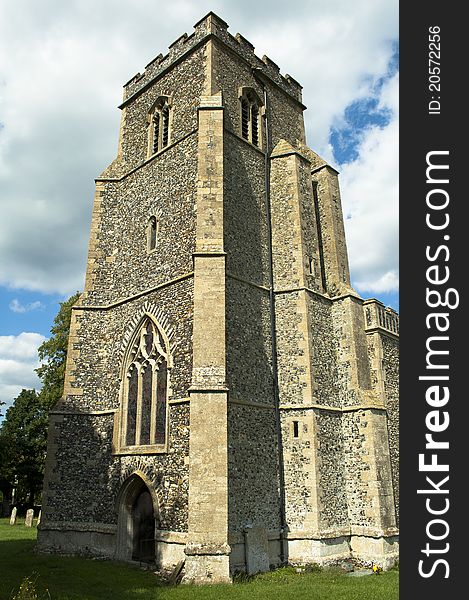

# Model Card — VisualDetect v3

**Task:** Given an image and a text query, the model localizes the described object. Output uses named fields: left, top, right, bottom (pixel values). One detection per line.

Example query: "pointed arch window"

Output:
left=115, top=316, right=170, bottom=453
left=148, top=96, right=171, bottom=157
left=239, top=88, right=263, bottom=148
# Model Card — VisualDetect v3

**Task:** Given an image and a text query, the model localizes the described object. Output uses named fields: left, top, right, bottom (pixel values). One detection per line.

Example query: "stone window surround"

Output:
left=114, top=314, right=172, bottom=455
left=238, top=86, right=264, bottom=149
left=289, top=418, right=304, bottom=440
left=146, top=215, right=160, bottom=254
left=147, top=95, right=173, bottom=158
left=115, top=470, right=161, bottom=561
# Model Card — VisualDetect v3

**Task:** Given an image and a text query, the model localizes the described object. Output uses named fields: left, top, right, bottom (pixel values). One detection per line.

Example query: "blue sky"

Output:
left=0, top=290, right=67, bottom=338
left=331, top=45, right=398, bottom=165
left=0, top=0, right=398, bottom=413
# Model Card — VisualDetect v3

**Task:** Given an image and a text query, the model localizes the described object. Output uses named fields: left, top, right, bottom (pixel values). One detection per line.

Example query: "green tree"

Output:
left=0, top=389, right=46, bottom=506
left=0, top=292, right=80, bottom=508
left=36, top=292, right=80, bottom=410
left=0, top=428, right=13, bottom=514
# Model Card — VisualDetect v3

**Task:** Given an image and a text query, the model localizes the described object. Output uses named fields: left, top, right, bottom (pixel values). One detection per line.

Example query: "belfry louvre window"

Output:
left=118, top=316, right=170, bottom=452
left=148, top=96, right=171, bottom=156
left=239, top=88, right=263, bottom=147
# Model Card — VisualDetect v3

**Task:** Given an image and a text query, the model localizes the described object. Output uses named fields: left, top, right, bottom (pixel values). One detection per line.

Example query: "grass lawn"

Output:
left=0, top=519, right=398, bottom=599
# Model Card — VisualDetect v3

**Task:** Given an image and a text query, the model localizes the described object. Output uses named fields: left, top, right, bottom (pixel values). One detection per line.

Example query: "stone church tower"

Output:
left=38, top=12, right=399, bottom=583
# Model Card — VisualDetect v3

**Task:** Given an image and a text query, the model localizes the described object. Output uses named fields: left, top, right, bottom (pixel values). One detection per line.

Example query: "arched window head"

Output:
left=239, top=87, right=263, bottom=148
left=148, top=96, right=172, bottom=157
left=116, top=316, right=170, bottom=453
left=147, top=216, right=158, bottom=253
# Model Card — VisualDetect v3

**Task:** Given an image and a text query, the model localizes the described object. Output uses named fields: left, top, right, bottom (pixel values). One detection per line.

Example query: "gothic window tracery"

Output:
left=119, top=316, right=169, bottom=451
left=148, top=96, right=171, bottom=156
left=239, top=88, right=263, bottom=148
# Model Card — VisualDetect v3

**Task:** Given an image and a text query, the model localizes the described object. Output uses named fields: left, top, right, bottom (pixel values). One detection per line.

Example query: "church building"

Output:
left=38, top=12, right=399, bottom=584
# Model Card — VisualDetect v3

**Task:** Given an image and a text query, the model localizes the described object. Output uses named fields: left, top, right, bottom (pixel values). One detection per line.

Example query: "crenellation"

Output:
left=168, top=32, right=189, bottom=51
left=145, top=53, right=164, bottom=70
left=123, top=72, right=142, bottom=89
left=193, top=11, right=229, bottom=32
left=235, top=32, right=255, bottom=52
left=284, top=73, right=303, bottom=93
left=363, top=298, right=399, bottom=336
left=262, top=54, right=280, bottom=73
left=124, top=12, right=303, bottom=109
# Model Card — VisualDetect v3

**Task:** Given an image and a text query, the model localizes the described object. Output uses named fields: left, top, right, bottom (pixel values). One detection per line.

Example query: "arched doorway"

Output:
left=131, top=487, right=155, bottom=562
left=115, top=472, right=158, bottom=564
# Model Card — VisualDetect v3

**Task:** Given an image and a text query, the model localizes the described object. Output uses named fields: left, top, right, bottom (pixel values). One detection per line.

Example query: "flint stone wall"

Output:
left=108, top=46, right=206, bottom=177
left=228, top=403, right=280, bottom=532
left=212, top=39, right=305, bottom=151
left=382, top=335, right=399, bottom=525
left=44, top=406, right=189, bottom=532
left=85, top=135, right=198, bottom=307
left=66, top=284, right=193, bottom=411
left=315, top=411, right=348, bottom=530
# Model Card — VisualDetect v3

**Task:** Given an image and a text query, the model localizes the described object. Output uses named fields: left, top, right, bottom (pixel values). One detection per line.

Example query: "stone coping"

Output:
left=75, top=272, right=194, bottom=311
left=49, top=398, right=388, bottom=416
left=279, top=403, right=387, bottom=413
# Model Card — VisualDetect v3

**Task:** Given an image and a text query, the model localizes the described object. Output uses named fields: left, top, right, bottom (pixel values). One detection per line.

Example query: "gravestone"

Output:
left=9, top=506, right=17, bottom=525
left=25, top=509, right=34, bottom=527
left=245, top=527, right=270, bottom=575
left=37, top=510, right=41, bottom=526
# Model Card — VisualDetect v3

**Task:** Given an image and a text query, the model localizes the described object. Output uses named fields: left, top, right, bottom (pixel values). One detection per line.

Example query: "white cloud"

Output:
left=9, top=299, right=45, bottom=313
left=340, top=72, right=399, bottom=294
left=0, top=332, right=45, bottom=360
left=0, top=0, right=398, bottom=297
left=0, top=332, right=45, bottom=412
left=245, top=1, right=398, bottom=159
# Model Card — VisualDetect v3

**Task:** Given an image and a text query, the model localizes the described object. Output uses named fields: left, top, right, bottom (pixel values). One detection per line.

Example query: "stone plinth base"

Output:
left=287, top=535, right=351, bottom=564
left=38, top=524, right=187, bottom=570
left=183, top=553, right=231, bottom=584
left=285, top=533, right=399, bottom=570
left=155, top=542, right=186, bottom=567
left=351, top=535, right=399, bottom=569
left=37, top=526, right=116, bottom=559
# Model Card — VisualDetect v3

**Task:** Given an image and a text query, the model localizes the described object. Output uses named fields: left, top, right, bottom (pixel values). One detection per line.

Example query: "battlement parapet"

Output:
left=122, top=12, right=303, bottom=105
left=363, top=299, right=399, bottom=336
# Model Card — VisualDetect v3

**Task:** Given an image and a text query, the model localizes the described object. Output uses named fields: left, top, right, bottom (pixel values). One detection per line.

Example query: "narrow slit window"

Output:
left=147, top=216, right=158, bottom=252
left=293, top=421, right=299, bottom=438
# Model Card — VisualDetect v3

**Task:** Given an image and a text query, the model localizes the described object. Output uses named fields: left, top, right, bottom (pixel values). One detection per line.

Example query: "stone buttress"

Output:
left=270, top=141, right=398, bottom=567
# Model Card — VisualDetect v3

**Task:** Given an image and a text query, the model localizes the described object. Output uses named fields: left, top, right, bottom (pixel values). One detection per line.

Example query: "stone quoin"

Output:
left=37, top=12, right=399, bottom=584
